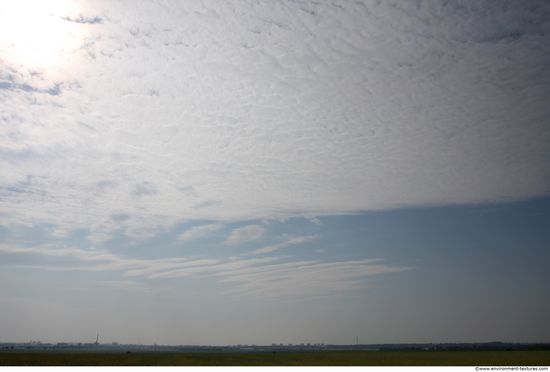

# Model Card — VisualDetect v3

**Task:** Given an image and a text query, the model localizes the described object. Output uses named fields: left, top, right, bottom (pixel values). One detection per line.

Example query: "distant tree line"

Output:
left=378, top=342, right=550, bottom=352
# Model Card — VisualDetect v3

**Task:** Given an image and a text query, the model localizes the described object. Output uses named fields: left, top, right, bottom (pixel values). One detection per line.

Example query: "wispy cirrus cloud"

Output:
left=146, top=256, right=282, bottom=280
left=0, top=243, right=410, bottom=299
left=0, top=243, right=191, bottom=274
left=251, top=234, right=321, bottom=255
left=96, top=280, right=172, bottom=294
left=218, top=259, right=413, bottom=300
left=123, top=259, right=219, bottom=278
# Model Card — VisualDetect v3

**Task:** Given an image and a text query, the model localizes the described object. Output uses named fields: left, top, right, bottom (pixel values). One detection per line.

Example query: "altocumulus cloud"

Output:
left=1, top=0, right=549, bottom=243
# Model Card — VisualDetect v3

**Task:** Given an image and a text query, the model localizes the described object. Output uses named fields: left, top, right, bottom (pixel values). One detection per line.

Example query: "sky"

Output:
left=0, top=0, right=549, bottom=346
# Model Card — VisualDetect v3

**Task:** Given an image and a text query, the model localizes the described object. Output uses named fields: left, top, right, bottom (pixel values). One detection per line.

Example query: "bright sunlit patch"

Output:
left=0, top=0, right=83, bottom=69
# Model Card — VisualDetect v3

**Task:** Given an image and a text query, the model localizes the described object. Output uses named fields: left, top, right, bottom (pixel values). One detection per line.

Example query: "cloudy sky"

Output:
left=1, top=0, right=549, bottom=345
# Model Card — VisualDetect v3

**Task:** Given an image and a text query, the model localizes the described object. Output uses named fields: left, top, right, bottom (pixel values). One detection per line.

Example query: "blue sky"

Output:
left=1, top=0, right=549, bottom=345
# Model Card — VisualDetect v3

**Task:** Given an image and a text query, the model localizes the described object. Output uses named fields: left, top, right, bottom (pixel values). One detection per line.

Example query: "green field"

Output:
left=1, top=350, right=549, bottom=366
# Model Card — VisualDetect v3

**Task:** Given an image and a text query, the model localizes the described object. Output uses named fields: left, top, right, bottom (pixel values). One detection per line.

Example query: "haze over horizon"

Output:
left=1, top=0, right=549, bottom=346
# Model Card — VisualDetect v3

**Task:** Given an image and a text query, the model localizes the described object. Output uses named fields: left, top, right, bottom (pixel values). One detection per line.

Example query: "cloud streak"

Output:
left=251, top=235, right=321, bottom=255
left=0, top=243, right=410, bottom=299
left=218, top=259, right=412, bottom=300
left=96, top=280, right=172, bottom=294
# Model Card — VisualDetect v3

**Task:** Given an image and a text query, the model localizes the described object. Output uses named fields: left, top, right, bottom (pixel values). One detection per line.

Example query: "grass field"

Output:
left=1, top=350, right=549, bottom=366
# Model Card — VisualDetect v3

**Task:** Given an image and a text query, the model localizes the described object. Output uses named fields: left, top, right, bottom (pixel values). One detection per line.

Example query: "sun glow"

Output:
left=0, top=0, right=84, bottom=69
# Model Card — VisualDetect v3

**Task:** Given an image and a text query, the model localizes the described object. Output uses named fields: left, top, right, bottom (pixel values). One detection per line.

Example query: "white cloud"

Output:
left=0, top=243, right=192, bottom=274
left=310, top=218, right=322, bottom=225
left=224, top=225, right=265, bottom=245
left=0, top=242, right=411, bottom=300
left=147, top=257, right=281, bottom=280
left=178, top=223, right=224, bottom=241
left=251, top=235, right=321, bottom=255
left=0, top=0, right=549, bottom=241
left=96, top=280, right=172, bottom=294
left=217, top=259, right=412, bottom=300
left=122, top=259, right=219, bottom=278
